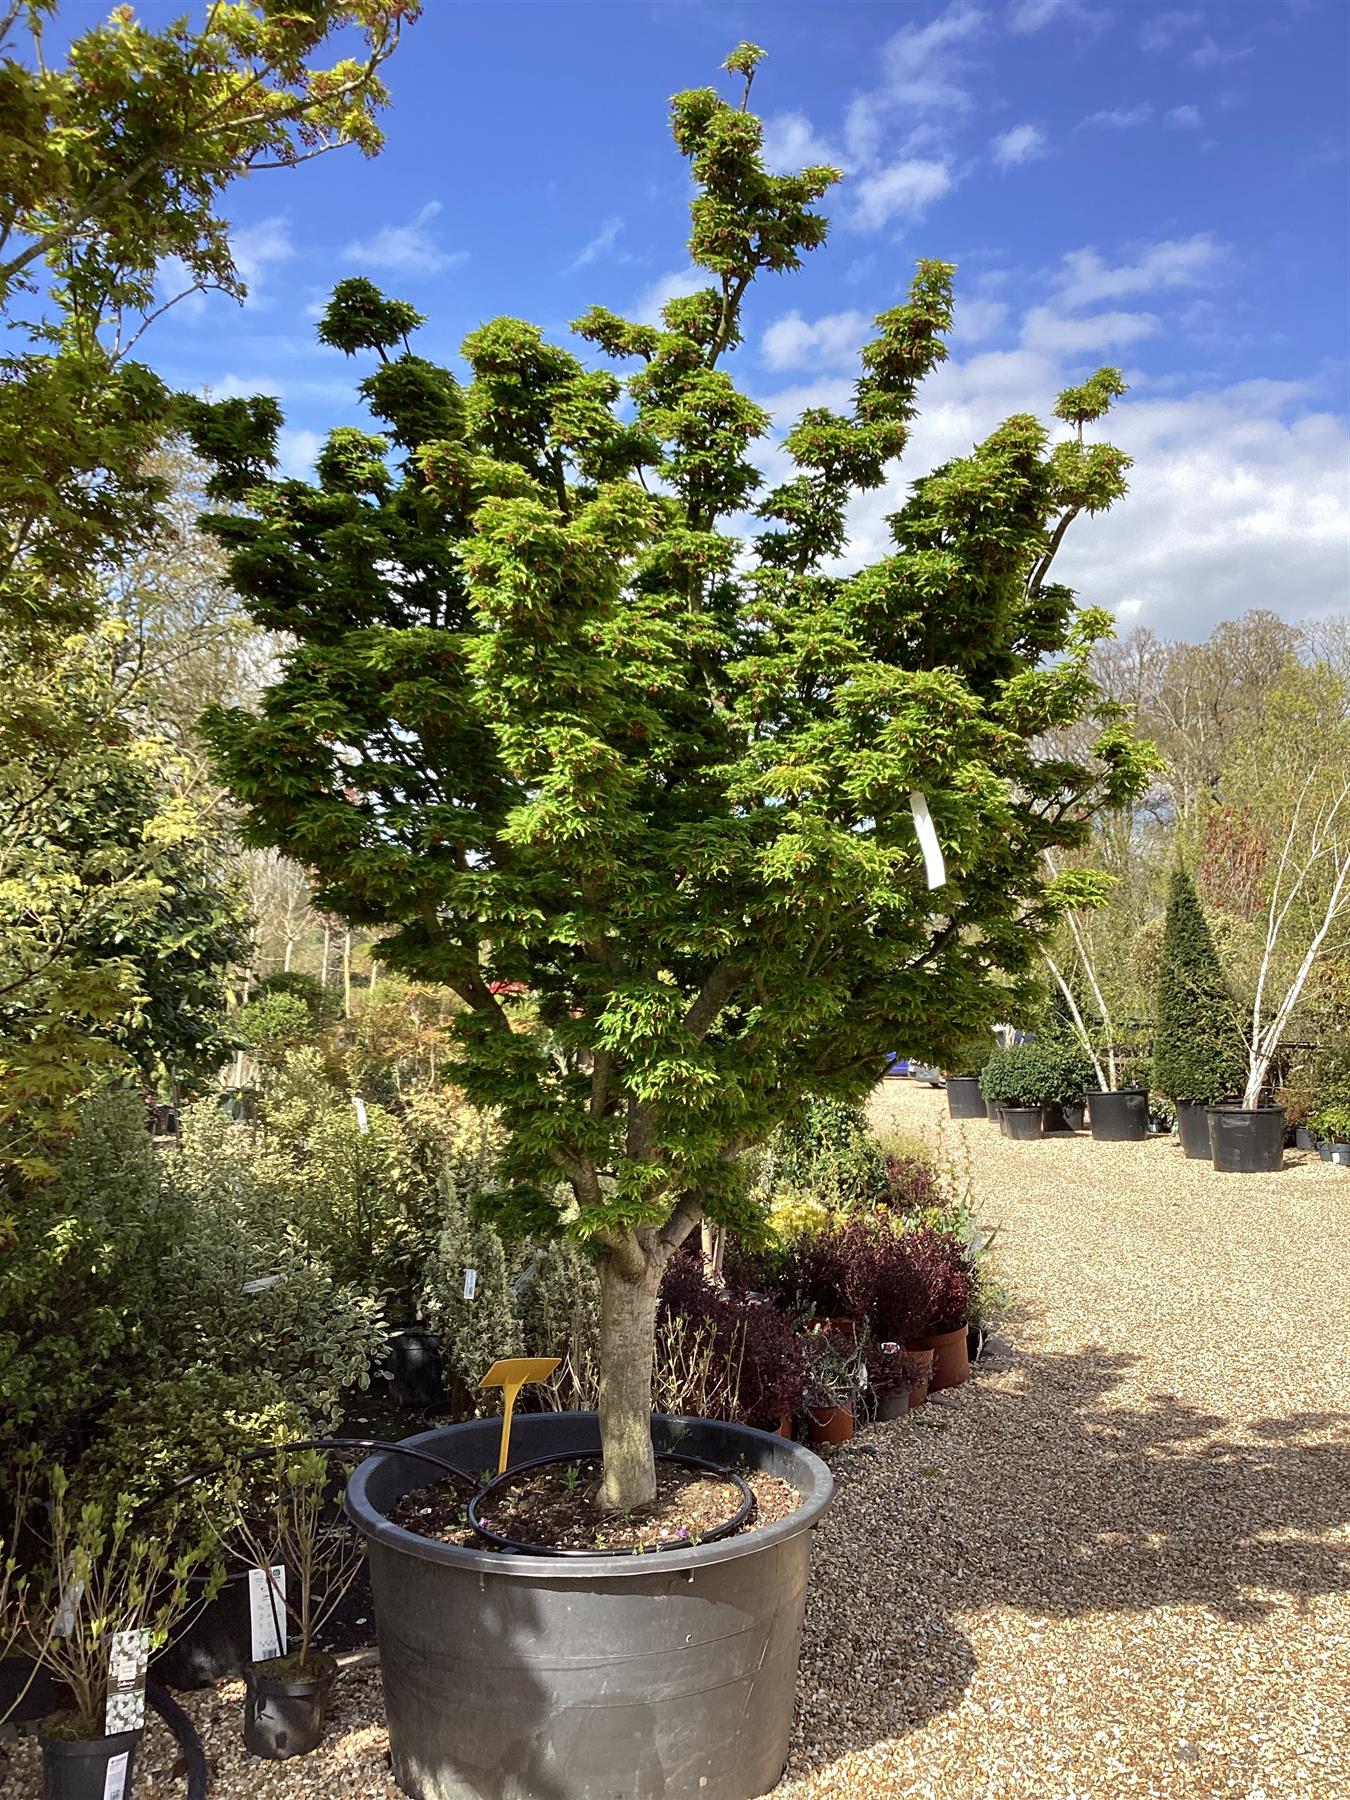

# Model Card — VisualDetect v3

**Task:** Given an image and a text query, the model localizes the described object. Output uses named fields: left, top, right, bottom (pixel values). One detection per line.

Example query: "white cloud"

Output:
left=852, top=158, right=952, bottom=230
left=632, top=266, right=707, bottom=325
left=233, top=218, right=294, bottom=298
left=882, top=1, right=988, bottom=110
left=762, top=309, right=872, bottom=372
left=1010, top=0, right=1105, bottom=30
left=1166, top=104, right=1201, bottom=127
left=760, top=111, right=844, bottom=173
left=1081, top=104, right=1153, bottom=129
left=992, top=123, right=1047, bottom=168
left=1140, top=9, right=1202, bottom=50
left=1190, top=34, right=1253, bottom=69
left=342, top=201, right=466, bottom=276
left=951, top=296, right=1009, bottom=342
left=759, top=336, right=1350, bottom=638
left=565, top=217, right=624, bottom=274
left=1053, top=233, right=1225, bottom=308
left=1020, top=306, right=1161, bottom=353
left=278, top=428, right=322, bottom=478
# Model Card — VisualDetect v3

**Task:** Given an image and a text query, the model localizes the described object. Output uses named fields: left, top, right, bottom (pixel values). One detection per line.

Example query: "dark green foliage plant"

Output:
left=189, top=48, right=1149, bottom=1508
left=1153, top=869, right=1247, bottom=1105
left=758, top=1098, right=889, bottom=1211
left=259, top=971, right=344, bottom=1028
left=979, top=1042, right=1093, bottom=1108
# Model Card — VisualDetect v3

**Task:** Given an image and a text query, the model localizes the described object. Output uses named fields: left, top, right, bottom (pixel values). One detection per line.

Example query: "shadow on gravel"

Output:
left=787, top=1343, right=1350, bottom=1782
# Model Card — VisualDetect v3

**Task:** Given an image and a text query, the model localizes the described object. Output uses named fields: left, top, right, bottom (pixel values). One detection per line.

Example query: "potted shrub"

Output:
left=28, top=1472, right=219, bottom=1800
left=902, top=1227, right=977, bottom=1390
left=869, top=1343, right=932, bottom=1419
left=1311, top=1103, right=1350, bottom=1165
left=803, top=1329, right=864, bottom=1444
left=1042, top=928, right=1148, bottom=1140
left=1153, top=869, right=1247, bottom=1158
left=977, top=1044, right=1061, bottom=1139
left=942, top=1030, right=998, bottom=1120
left=215, top=1449, right=365, bottom=1761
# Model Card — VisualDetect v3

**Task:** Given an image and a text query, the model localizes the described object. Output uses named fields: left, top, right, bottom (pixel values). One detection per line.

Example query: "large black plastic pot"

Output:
left=346, top=1412, right=833, bottom=1800
left=1207, top=1105, right=1285, bottom=1173
left=41, top=1728, right=140, bottom=1800
left=1086, top=1088, right=1148, bottom=1142
left=1323, top=1142, right=1350, bottom=1166
left=154, top=1564, right=256, bottom=1689
left=1175, top=1100, right=1214, bottom=1160
left=945, top=1075, right=985, bottom=1120
left=381, top=1327, right=446, bottom=1409
left=0, top=1652, right=60, bottom=1723
left=1044, top=1100, right=1085, bottom=1133
left=1000, top=1105, right=1045, bottom=1141
left=244, top=1653, right=337, bottom=1759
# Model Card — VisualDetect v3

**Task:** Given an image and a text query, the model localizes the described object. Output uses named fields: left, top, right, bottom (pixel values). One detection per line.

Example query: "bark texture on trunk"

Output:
left=597, top=1248, right=664, bottom=1511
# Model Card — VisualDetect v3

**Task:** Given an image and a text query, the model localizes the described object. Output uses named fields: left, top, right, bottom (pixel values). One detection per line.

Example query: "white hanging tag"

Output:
left=909, top=790, right=946, bottom=890
left=241, top=1273, right=283, bottom=1295
left=463, top=1267, right=478, bottom=1301
left=104, top=1628, right=150, bottom=1734
left=353, top=1096, right=369, bottom=1134
left=248, top=1565, right=287, bottom=1663
left=102, top=1751, right=131, bottom=1800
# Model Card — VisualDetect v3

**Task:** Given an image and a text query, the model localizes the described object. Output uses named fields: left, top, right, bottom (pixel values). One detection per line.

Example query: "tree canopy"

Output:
left=190, top=46, right=1152, bottom=1506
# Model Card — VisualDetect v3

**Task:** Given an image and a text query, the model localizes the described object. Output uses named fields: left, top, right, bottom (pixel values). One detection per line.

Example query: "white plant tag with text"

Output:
left=102, top=1751, right=130, bottom=1800
left=105, top=1628, right=150, bottom=1733
left=463, top=1267, right=478, bottom=1301
left=353, top=1095, right=369, bottom=1134
left=909, top=790, right=947, bottom=891
left=248, top=1565, right=287, bottom=1663
left=55, top=1577, right=84, bottom=1637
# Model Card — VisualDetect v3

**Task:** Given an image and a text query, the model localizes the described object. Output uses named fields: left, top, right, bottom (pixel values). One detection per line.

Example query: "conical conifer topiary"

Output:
left=1153, top=869, right=1246, bottom=1105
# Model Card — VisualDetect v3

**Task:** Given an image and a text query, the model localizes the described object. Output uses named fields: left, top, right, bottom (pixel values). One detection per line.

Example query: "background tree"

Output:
left=191, top=47, right=1151, bottom=1510
left=1153, top=868, right=1246, bottom=1105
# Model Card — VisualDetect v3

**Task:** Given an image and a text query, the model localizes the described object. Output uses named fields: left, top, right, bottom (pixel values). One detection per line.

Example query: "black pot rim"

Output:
left=1205, top=1104, right=1284, bottom=1117
left=1085, top=1086, right=1147, bottom=1098
left=246, top=1652, right=337, bottom=1698
left=346, top=1412, right=833, bottom=1581
left=39, top=1726, right=141, bottom=1755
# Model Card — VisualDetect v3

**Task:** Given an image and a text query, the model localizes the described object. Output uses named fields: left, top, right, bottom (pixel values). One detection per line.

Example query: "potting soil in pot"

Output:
left=390, top=1459, right=799, bottom=1554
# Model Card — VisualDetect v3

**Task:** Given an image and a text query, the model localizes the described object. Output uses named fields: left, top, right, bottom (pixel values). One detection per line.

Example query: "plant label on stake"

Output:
left=105, top=1627, right=150, bottom=1734
left=478, top=1357, right=562, bottom=1474
left=55, top=1576, right=84, bottom=1636
left=248, top=1565, right=287, bottom=1663
left=909, top=790, right=946, bottom=891
left=462, top=1267, right=477, bottom=1300
left=353, top=1095, right=369, bottom=1134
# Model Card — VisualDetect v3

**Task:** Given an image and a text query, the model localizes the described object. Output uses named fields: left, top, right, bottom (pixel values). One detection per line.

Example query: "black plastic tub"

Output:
left=346, top=1412, right=833, bottom=1800
left=154, top=1565, right=257, bottom=1689
left=41, top=1728, right=140, bottom=1800
left=1044, top=1101, right=1085, bottom=1133
left=1086, top=1088, right=1148, bottom=1143
left=945, top=1075, right=985, bottom=1120
left=1175, top=1100, right=1214, bottom=1160
left=1000, top=1105, right=1045, bottom=1141
left=985, top=1100, right=1004, bottom=1125
left=1323, top=1142, right=1350, bottom=1166
left=1207, top=1105, right=1285, bottom=1173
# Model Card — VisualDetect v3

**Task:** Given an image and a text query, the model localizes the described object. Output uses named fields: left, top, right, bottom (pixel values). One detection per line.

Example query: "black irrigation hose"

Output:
left=147, top=1680, right=207, bottom=1800
left=467, top=1452, right=756, bottom=1557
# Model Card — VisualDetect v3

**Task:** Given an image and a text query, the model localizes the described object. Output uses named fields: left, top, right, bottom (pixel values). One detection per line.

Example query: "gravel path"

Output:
left=781, top=1083, right=1350, bottom=1799
left=4, top=1084, right=1345, bottom=1798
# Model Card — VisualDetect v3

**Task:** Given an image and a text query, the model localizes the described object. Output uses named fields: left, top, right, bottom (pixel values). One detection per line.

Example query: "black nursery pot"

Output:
left=346, top=1412, right=834, bottom=1800
left=1000, top=1105, right=1045, bottom=1141
left=1175, top=1099, right=1215, bottom=1160
left=155, top=1563, right=256, bottom=1689
left=1045, top=1100, right=1085, bottom=1133
left=1317, top=1141, right=1350, bottom=1166
left=41, top=1728, right=140, bottom=1800
left=1086, top=1088, right=1148, bottom=1143
left=1207, top=1105, right=1285, bottom=1174
left=382, top=1327, right=446, bottom=1409
left=945, top=1075, right=986, bottom=1120
left=243, top=1653, right=337, bottom=1760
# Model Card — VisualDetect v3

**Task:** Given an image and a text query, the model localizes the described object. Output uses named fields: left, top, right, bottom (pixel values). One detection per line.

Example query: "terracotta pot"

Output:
left=776, top=1414, right=793, bottom=1439
left=907, top=1325, right=970, bottom=1391
left=906, top=1347, right=934, bottom=1409
left=806, top=1404, right=855, bottom=1445
left=816, top=1316, right=859, bottom=1343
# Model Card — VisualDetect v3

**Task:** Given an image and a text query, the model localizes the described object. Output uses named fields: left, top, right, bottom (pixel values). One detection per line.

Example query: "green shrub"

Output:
left=757, top=1098, right=888, bottom=1210
left=0, top=1090, right=182, bottom=1483
left=1311, top=1101, right=1350, bottom=1143
left=232, top=989, right=314, bottom=1066
left=1153, top=869, right=1247, bottom=1105
left=980, top=1043, right=1094, bottom=1107
left=514, top=1239, right=602, bottom=1411
left=258, top=970, right=343, bottom=1027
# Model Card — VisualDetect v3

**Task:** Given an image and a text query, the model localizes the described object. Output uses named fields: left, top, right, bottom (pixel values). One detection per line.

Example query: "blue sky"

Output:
left=72, top=0, right=1350, bottom=638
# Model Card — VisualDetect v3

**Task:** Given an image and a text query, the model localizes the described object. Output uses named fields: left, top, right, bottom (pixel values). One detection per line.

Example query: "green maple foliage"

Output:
left=1153, top=868, right=1247, bottom=1106
left=0, top=0, right=418, bottom=636
left=191, top=47, right=1152, bottom=1505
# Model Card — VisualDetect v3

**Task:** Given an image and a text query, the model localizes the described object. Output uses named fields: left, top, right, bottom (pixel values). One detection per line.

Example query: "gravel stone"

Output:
left=4, top=1083, right=1344, bottom=1797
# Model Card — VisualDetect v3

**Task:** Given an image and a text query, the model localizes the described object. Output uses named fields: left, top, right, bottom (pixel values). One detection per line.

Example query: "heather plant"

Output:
left=191, top=45, right=1149, bottom=1507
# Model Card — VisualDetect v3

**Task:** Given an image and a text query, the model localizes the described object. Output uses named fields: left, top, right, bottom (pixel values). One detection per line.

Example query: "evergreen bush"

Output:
left=1153, top=869, right=1247, bottom=1105
left=979, top=1043, right=1093, bottom=1107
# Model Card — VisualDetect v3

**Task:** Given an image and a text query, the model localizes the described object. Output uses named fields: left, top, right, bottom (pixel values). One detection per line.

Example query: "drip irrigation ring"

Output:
left=467, top=1451, right=756, bottom=1557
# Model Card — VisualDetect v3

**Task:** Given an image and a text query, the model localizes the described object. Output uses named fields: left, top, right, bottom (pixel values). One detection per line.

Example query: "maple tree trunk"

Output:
left=597, top=1250, right=663, bottom=1511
